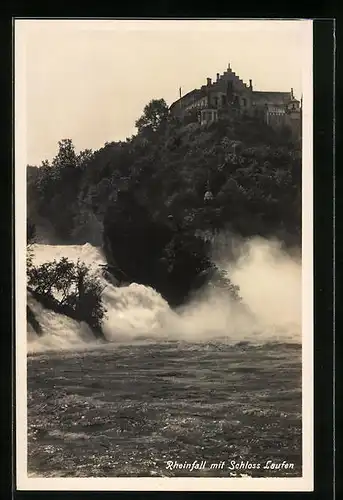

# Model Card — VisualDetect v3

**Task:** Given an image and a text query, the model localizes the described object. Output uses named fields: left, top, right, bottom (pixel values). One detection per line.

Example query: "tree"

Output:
left=135, top=98, right=169, bottom=133
left=28, top=257, right=106, bottom=333
left=77, top=148, right=95, bottom=170
left=52, top=139, right=78, bottom=171
left=29, top=139, right=87, bottom=240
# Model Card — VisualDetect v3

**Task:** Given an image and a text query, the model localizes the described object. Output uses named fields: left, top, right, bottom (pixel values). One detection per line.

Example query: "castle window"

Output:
left=227, top=81, right=233, bottom=102
left=242, top=97, right=247, bottom=107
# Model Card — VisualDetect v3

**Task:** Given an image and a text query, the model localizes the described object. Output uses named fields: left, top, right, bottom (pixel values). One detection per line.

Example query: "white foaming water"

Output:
left=214, top=235, right=301, bottom=337
left=27, top=294, right=99, bottom=354
left=27, top=239, right=301, bottom=352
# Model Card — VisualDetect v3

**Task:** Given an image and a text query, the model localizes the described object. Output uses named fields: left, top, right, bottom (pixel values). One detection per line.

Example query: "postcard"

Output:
left=15, top=18, right=313, bottom=492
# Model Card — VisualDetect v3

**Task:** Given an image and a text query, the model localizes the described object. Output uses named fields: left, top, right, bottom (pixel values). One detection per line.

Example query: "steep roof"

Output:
left=252, top=91, right=294, bottom=104
left=169, top=87, right=207, bottom=110
left=169, top=66, right=298, bottom=111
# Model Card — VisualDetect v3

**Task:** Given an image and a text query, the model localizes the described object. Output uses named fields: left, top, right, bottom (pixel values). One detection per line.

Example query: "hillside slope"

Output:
left=27, top=102, right=301, bottom=305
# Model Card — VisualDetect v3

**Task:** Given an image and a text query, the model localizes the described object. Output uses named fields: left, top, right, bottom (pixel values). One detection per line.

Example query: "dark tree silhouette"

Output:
left=135, top=98, right=169, bottom=133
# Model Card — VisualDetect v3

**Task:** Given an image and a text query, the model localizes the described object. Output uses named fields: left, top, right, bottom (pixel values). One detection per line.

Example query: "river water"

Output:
left=26, top=241, right=302, bottom=478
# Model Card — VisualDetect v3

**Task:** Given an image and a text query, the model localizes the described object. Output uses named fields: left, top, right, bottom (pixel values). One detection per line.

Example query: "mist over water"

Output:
left=229, top=239, right=301, bottom=333
left=27, top=236, right=303, bottom=478
left=27, top=235, right=301, bottom=353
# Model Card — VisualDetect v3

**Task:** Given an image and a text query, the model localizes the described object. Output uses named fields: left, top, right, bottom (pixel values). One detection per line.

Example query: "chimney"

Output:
left=207, top=77, right=212, bottom=86
left=216, top=73, right=220, bottom=81
left=291, top=87, right=294, bottom=98
left=228, top=63, right=231, bottom=71
left=249, top=79, right=253, bottom=90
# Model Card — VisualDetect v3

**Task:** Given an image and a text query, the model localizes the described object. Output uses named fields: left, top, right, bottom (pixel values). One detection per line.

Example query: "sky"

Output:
left=15, top=19, right=312, bottom=166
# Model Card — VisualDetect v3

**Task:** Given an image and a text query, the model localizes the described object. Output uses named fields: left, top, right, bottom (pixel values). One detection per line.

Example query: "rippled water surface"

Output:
left=27, top=340, right=302, bottom=477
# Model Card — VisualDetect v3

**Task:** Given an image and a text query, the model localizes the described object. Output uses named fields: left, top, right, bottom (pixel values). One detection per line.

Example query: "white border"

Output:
left=301, top=20, right=314, bottom=491
left=15, top=19, right=313, bottom=492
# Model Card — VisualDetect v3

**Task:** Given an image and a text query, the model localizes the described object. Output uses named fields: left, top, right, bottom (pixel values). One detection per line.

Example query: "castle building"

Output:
left=169, top=64, right=302, bottom=141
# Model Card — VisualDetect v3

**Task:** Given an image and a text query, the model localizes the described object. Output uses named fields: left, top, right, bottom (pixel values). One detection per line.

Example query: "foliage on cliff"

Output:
left=27, top=257, right=106, bottom=336
left=27, top=99, right=301, bottom=305
left=26, top=220, right=106, bottom=336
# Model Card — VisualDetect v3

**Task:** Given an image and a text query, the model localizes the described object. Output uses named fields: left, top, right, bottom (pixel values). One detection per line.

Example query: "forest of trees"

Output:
left=27, top=98, right=301, bottom=307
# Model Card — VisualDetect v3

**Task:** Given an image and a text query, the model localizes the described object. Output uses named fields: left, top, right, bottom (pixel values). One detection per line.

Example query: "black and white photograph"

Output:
left=15, top=19, right=313, bottom=491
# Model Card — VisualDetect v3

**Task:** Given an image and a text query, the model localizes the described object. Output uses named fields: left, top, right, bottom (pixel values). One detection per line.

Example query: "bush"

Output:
left=27, top=257, right=106, bottom=334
